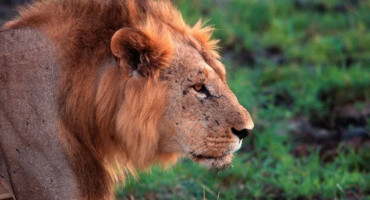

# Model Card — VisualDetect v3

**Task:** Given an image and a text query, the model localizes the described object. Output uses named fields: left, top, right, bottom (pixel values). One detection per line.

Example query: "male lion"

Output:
left=0, top=0, right=254, bottom=199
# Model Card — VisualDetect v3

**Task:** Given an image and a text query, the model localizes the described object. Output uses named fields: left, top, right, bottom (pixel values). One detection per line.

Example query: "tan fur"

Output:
left=2, top=0, right=253, bottom=199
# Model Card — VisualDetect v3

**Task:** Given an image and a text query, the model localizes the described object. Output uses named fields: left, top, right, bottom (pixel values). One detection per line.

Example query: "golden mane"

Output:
left=4, top=0, right=224, bottom=79
left=3, top=0, right=225, bottom=198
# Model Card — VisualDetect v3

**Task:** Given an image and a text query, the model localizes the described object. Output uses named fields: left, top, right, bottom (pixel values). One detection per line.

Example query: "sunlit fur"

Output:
left=3, top=0, right=228, bottom=199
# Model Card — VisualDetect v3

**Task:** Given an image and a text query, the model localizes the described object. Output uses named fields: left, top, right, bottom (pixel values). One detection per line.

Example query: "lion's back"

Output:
left=0, top=28, right=78, bottom=200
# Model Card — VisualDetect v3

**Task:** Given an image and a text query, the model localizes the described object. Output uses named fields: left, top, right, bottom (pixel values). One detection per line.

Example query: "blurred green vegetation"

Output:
left=117, top=0, right=370, bottom=199
left=177, top=0, right=370, bottom=68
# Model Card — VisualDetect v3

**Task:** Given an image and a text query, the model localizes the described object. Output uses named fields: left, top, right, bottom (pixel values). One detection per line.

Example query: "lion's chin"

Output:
left=189, top=153, right=233, bottom=170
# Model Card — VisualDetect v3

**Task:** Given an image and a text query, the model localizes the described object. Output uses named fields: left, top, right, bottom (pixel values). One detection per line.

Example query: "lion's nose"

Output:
left=231, top=127, right=252, bottom=140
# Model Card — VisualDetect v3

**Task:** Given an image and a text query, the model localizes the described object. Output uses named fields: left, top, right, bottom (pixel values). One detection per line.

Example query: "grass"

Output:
left=116, top=0, right=370, bottom=199
left=117, top=140, right=369, bottom=199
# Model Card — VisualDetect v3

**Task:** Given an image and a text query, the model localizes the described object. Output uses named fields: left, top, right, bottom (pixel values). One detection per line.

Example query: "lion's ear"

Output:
left=111, top=28, right=172, bottom=77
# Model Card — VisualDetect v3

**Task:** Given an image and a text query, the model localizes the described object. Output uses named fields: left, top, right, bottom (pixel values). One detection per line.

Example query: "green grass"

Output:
left=117, top=137, right=369, bottom=199
left=115, top=0, right=370, bottom=199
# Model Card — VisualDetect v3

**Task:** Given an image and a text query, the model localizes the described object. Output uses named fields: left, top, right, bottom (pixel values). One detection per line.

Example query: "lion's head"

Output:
left=108, top=3, right=254, bottom=171
left=158, top=42, right=254, bottom=169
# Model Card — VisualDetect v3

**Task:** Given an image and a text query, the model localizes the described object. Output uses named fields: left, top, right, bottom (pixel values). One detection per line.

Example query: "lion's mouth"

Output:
left=189, top=152, right=233, bottom=170
left=190, top=152, right=228, bottom=160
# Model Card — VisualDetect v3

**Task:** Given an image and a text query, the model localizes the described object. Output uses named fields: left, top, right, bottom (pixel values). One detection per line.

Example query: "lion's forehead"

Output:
left=171, top=41, right=223, bottom=81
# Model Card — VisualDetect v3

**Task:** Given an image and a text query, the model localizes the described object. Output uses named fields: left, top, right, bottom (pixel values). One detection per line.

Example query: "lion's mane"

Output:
left=3, top=0, right=225, bottom=199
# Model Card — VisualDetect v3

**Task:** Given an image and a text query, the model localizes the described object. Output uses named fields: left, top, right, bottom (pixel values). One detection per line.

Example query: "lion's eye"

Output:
left=193, top=84, right=211, bottom=98
left=193, top=84, right=204, bottom=91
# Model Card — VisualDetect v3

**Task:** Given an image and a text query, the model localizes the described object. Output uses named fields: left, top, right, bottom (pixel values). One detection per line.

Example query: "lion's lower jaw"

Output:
left=190, top=154, right=233, bottom=170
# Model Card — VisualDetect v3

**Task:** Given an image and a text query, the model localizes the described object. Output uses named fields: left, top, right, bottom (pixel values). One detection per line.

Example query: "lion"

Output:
left=0, top=0, right=254, bottom=199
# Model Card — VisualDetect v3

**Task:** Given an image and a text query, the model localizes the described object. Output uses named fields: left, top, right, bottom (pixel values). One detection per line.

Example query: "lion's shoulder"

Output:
left=0, top=28, right=78, bottom=199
